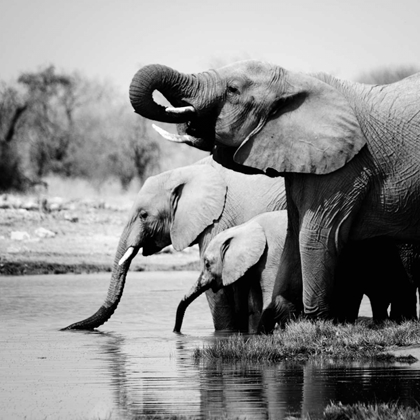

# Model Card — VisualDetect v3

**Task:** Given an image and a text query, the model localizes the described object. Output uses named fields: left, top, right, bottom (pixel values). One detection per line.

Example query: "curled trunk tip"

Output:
left=129, top=64, right=197, bottom=124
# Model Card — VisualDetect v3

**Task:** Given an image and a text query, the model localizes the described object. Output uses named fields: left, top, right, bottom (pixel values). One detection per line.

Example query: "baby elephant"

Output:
left=174, top=211, right=288, bottom=334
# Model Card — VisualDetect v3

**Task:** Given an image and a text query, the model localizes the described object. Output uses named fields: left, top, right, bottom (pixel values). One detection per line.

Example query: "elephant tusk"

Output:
left=152, top=124, right=196, bottom=144
left=165, top=105, right=195, bottom=115
left=118, top=247, right=135, bottom=266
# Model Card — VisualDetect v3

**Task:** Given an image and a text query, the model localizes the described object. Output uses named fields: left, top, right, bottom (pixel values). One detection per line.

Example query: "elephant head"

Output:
left=62, top=164, right=227, bottom=330
left=174, top=220, right=267, bottom=333
left=129, top=61, right=366, bottom=174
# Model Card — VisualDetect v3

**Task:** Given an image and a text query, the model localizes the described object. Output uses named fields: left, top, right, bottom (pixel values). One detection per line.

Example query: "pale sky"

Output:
left=1, top=0, right=419, bottom=94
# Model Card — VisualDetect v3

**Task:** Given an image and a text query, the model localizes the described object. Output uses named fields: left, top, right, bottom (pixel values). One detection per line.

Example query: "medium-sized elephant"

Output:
left=174, top=211, right=289, bottom=333
left=61, top=156, right=286, bottom=331
left=174, top=211, right=417, bottom=333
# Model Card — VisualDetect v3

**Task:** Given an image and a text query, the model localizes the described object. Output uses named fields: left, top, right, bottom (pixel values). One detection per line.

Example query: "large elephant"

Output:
left=174, top=211, right=290, bottom=333
left=129, top=60, right=420, bottom=330
left=61, top=156, right=286, bottom=331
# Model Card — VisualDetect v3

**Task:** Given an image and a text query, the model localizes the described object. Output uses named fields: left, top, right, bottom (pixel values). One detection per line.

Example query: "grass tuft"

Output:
left=321, top=401, right=420, bottom=420
left=194, top=319, right=420, bottom=363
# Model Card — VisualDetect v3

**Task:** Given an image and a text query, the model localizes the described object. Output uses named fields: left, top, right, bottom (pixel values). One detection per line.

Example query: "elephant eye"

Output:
left=227, top=85, right=240, bottom=95
left=139, top=210, right=148, bottom=219
left=204, top=258, right=210, bottom=269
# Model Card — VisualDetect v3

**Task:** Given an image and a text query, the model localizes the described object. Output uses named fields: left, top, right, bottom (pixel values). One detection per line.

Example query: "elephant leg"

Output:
left=395, top=243, right=420, bottom=321
left=247, top=280, right=263, bottom=334
left=299, top=218, right=346, bottom=319
left=332, top=242, right=363, bottom=323
left=332, top=281, right=362, bottom=324
left=369, top=297, right=389, bottom=323
left=232, top=280, right=252, bottom=332
left=205, top=288, right=238, bottom=331
left=389, top=269, right=417, bottom=323
left=363, top=238, right=417, bottom=323
left=259, top=229, right=302, bottom=332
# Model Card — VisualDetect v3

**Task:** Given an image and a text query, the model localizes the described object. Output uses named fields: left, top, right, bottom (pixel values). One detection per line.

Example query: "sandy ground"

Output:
left=0, top=194, right=200, bottom=275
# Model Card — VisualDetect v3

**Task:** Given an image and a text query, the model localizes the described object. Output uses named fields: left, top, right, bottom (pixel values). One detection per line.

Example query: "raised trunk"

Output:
left=129, top=64, right=199, bottom=123
left=61, top=230, right=135, bottom=330
left=173, top=273, right=210, bottom=333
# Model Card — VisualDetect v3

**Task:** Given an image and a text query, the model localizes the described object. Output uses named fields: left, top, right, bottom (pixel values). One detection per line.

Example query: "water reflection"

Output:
left=99, top=329, right=420, bottom=419
left=1, top=272, right=420, bottom=420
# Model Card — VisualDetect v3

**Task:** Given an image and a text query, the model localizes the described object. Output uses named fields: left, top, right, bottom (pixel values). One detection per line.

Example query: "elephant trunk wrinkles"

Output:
left=129, top=64, right=200, bottom=123
left=174, top=273, right=210, bottom=333
left=61, top=232, right=134, bottom=331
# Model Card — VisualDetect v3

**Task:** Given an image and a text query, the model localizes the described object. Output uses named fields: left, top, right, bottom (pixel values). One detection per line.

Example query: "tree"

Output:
left=17, top=66, right=78, bottom=177
left=0, top=84, right=29, bottom=191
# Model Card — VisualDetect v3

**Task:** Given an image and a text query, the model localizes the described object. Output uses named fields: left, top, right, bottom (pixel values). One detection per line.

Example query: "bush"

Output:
left=0, top=65, right=209, bottom=192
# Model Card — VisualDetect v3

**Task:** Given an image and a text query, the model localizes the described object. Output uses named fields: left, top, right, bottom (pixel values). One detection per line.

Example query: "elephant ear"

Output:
left=220, top=221, right=267, bottom=286
left=234, top=71, right=366, bottom=175
left=168, top=164, right=227, bottom=251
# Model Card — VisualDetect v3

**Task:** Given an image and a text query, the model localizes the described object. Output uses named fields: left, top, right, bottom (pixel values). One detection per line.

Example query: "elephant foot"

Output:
left=257, top=296, right=297, bottom=333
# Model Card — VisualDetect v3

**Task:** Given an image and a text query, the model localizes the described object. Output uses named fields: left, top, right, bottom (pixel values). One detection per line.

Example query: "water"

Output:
left=1, top=272, right=420, bottom=419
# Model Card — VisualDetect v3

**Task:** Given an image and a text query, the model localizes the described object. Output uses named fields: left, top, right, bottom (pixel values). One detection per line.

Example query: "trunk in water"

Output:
left=173, top=273, right=209, bottom=333
left=61, top=232, right=135, bottom=331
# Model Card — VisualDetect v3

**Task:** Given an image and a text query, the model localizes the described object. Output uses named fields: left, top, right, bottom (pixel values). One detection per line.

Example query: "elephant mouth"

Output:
left=118, top=243, right=165, bottom=265
left=142, top=242, right=164, bottom=256
left=177, top=113, right=217, bottom=143
left=153, top=120, right=216, bottom=152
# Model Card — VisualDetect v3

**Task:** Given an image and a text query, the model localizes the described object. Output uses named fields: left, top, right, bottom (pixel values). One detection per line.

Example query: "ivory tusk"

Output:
left=118, top=247, right=135, bottom=266
left=165, top=105, right=195, bottom=115
left=152, top=124, right=196, bottom=144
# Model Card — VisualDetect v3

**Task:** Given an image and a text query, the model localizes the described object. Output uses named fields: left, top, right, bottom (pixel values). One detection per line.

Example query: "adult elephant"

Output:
left=129, top=60, right=420, bottom=331
left=61, top=156, right=286, bottom=331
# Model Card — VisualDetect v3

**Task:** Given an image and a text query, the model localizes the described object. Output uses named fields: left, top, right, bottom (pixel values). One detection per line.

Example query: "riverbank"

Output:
left=0, top=193, right=200, bottom=276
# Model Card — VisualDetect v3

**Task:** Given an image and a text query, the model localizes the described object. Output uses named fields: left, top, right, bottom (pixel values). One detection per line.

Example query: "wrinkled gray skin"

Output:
left=129, top=60, right=420, bottom=331
left=62, top=156, right=286, bottom=331
left=174, top=211, right=290, bottom=334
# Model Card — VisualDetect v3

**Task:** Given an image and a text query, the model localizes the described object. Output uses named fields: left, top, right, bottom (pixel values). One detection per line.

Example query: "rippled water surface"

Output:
left=2, top=272, right=420, bottom=419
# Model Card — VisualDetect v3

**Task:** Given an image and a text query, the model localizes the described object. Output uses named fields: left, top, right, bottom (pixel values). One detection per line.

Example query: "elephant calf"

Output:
left=174, top=211, right=289, bottom=334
